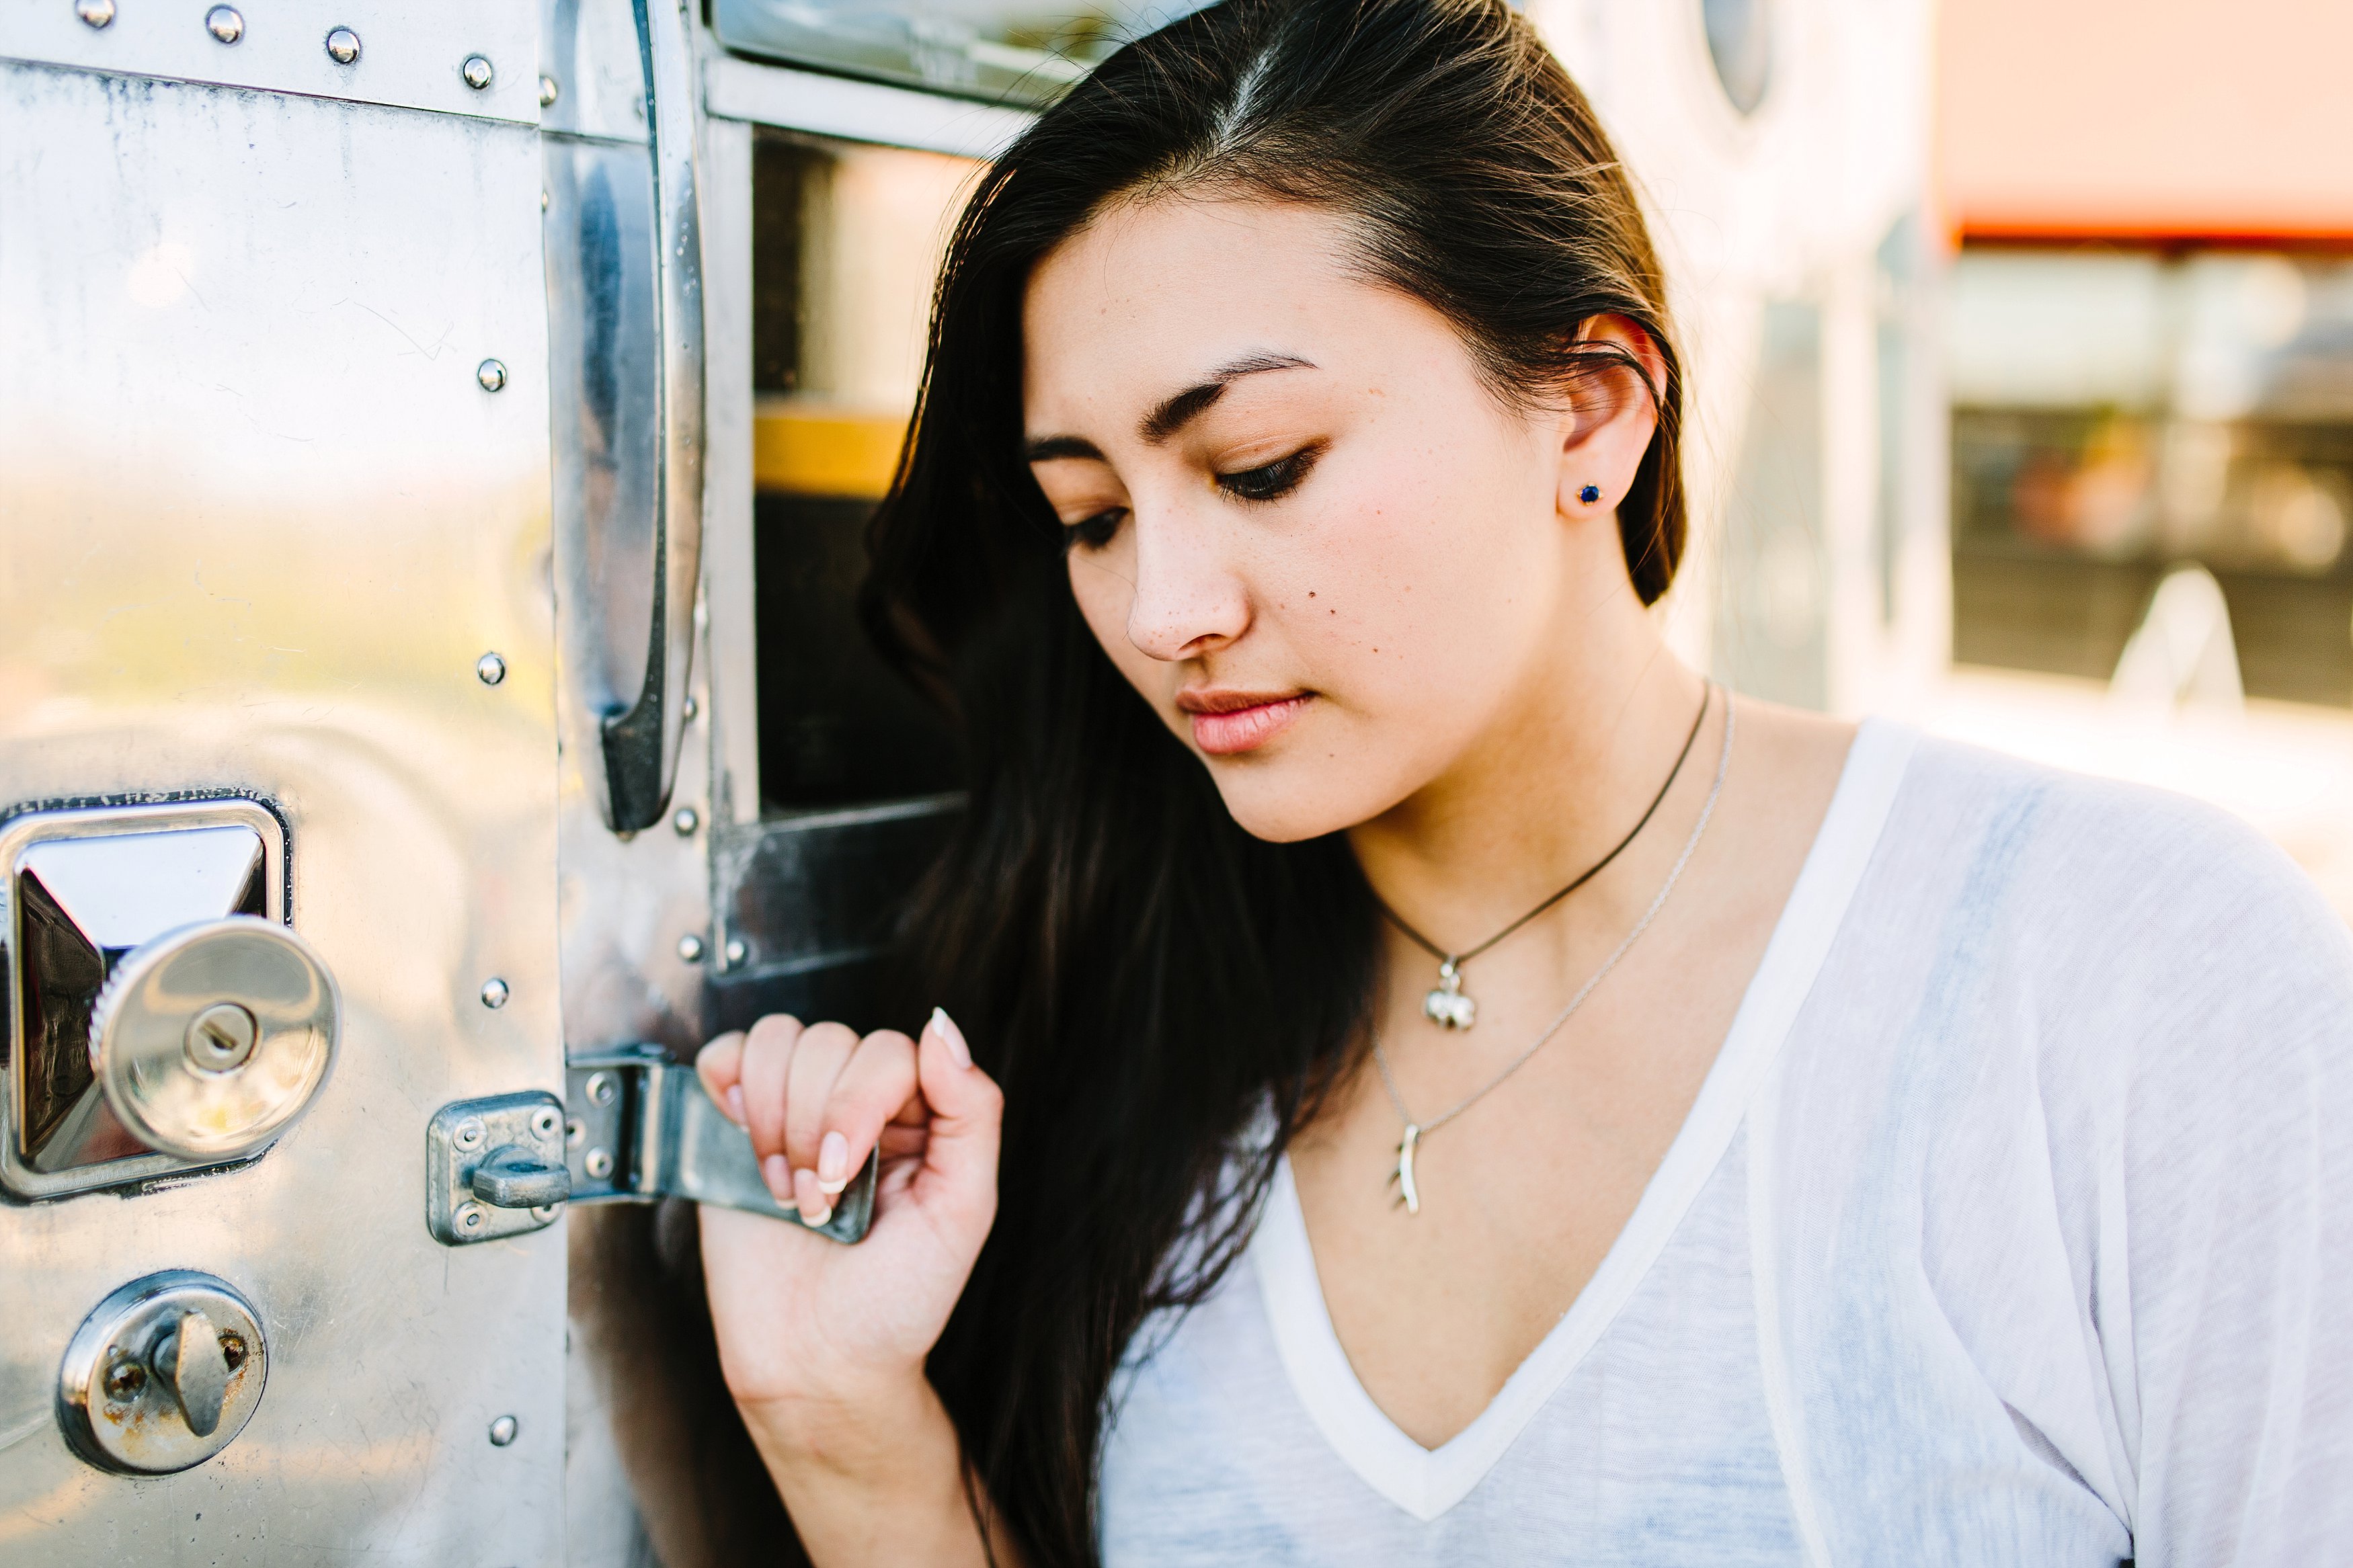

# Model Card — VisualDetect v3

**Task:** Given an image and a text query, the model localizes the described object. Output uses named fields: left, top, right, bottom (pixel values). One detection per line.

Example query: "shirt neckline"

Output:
left=1250, top=717, right=1921, bottom=1523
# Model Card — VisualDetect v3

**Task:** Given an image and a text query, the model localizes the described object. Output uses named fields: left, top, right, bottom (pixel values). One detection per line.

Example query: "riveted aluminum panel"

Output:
left=0, top=61, right=560, bottom=1563
left=0, top=0, right=540, bottom=123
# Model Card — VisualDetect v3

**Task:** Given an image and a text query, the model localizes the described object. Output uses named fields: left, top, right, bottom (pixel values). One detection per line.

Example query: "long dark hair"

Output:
left=860, top=1, right=1686, bottom=1559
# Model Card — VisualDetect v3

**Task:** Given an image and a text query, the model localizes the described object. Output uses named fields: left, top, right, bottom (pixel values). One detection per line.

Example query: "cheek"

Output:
left=1066, top=551, right=1159, bottom=693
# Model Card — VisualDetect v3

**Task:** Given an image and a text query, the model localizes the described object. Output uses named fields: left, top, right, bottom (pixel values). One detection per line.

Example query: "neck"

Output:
left=1347, top=568, right=1705, bottom=954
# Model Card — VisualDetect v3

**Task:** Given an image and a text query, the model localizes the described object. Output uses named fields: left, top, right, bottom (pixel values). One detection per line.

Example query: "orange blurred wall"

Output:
left=1939, top=0, right=2353, bottom=243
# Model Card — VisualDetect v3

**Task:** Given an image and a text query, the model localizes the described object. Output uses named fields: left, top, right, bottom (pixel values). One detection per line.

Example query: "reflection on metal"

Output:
left=481, top=975, right=512, bottom=1008
left=3, top=800, right=289, bottom=1197
left=596, top=0, right=707, bottom=833
left=56, top=1270, right=267, bottom=1475
left=0, top=0, right=541, bottom=122
left=565, top=1043, right=877, bottom=1242
left=426, top=1091, right=569, bottom=1244
left=539, top=71, right=558, bottom=106
left=461, top=51, right=493, bottom=89
left=1, top=54, right=562, bottom=1558
left=536, top=0, right=649, bottom=143
left=477, top=650, right=509, bottom=686
left=478, top=357, right=509, bottom=392
left=703, top=54, right=1033, bottom=159
left=90, top=916, right=341, bottom=1164
left=713, top=796, right=959, bottom=981
left=325, top=26, right=360, bottom=65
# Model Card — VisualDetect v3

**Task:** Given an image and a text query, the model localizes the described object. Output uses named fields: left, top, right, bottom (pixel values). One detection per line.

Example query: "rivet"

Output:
left=724, top=938, right=748, bottom=968
left=682, top=693, right=699, bottom=722
left=454, top=1118, right=486, bottom=1151
left=672, top=806, right=699, bottom=837
left=476, top=651, right=506, bottom=686
left=461, top=54, right=493, bottom=90
left=564, top=1117, right=586, bottom=1149
left=204, top=5, right=243, bottom=44
left=488, top=1414, right=519, bottom=1446
left=324, top=26, right=360, bottom=65
left=538, top=74, right=559, bottom=108
left=476, top=358, right=506, bottom=393
left=586, top=1072, right=616, bottom=1107
left=530, top=1106, right=560, bottom=1140
left=456, top=1201, right=487, bottom=1232
left=540, top=190, right=550, bottom=213
left=583, top=1149, right=614, bottom=1180
left=75, top=0, right=116, bottom=30
left=530, top=1204, right=557, bottom=1222
left=479, top=977, right=510, bottom=1010
left=676, top=934, right=705, bottom=963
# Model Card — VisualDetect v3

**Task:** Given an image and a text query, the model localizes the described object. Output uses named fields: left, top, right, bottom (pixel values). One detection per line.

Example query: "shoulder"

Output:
left=1872, top=727, right=2353, bottom=1077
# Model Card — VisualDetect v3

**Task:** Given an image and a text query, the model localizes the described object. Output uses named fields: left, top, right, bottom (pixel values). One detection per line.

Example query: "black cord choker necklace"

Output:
left=1373, top=685, right=1713, bottom=1032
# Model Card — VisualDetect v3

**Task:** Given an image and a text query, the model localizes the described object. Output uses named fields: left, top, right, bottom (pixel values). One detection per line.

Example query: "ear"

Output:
left=1550, top=314, right=1667, bottom=522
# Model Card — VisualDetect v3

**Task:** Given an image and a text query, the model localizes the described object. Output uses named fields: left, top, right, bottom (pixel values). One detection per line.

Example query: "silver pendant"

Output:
left=1422, top=959, right=1476, bottom=1031
left=1389, top=1123, right=1422, bottom=1214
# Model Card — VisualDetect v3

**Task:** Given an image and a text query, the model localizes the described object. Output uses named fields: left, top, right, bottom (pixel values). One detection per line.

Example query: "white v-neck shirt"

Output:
left=1096, top=723, right=2353, bottom=1565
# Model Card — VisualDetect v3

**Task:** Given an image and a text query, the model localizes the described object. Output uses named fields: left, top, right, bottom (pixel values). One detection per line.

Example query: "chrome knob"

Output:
left=89, top=915, right=340, bottom=1163
left=58, top=1271, right=267, bottom=1474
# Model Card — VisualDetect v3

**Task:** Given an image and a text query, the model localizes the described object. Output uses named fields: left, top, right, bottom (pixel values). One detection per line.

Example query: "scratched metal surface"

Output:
left=0, top=60, right=563, bottom=1563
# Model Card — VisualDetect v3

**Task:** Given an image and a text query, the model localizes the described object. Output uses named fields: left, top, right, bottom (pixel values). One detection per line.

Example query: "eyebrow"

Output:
left=1022, top=352, right=1314, bottom=464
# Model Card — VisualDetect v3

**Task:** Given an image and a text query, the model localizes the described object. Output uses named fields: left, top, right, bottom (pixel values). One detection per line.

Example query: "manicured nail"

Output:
left=793, top=1166, right=832, bottom=1228
left=762, top=1153, right=791, bottom=1200
left=816, top=1130, right=848, bottom=1193
left=932, top=1006, right=971, bottom=1069
left=725, top=1085, right=745, bottom=1124
left=801, top=1201, right=832, bottom=1229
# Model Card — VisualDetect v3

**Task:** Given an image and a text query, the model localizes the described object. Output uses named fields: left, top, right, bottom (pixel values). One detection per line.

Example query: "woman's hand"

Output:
left=695, top=1007, right=1002, bottom=1429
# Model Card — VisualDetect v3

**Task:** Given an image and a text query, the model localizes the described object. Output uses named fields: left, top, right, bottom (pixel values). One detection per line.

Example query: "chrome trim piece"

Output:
left=703, top=54, right=1032, bottom=158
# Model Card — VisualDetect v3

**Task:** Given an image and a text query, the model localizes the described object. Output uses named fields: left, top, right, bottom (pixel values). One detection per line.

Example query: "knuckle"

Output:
left=746, top=1014, right=803, bottom=1051
left=797, top=1020, right=860, bottom=1055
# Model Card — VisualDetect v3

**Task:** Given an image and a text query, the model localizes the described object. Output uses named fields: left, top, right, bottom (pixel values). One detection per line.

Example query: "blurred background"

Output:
left=711, top=0, right=2353, bottom=913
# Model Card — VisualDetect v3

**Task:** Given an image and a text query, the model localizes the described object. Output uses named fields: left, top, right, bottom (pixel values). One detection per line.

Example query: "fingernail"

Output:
left=762, top=1153, right=791, bottom=1200
left=817, top=1130, right=848, bottom=1187
left=725, top=1085, right=746, bottom=1124
left=932, top=1006, right=972, bottom=1069
left=801, top=1200, right=833, bottom=1229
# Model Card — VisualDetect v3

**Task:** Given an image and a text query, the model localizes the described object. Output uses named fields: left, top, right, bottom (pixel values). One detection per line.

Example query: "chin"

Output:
left=1202, top=757, right=1394, bottom=844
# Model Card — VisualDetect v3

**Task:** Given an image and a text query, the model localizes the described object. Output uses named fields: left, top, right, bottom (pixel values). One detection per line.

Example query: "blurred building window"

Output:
left=1949, top=246, right=2353, bottom=706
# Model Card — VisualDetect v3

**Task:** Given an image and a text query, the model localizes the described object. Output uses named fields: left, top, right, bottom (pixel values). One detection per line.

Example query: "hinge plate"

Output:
left=563, top=1044, right=875, bottom=1243
left=425, top=1091, right=568, bottom=1246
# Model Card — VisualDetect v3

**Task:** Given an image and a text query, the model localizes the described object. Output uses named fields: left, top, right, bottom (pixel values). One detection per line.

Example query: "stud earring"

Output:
left=1579, top=484, right=1601, bottom=505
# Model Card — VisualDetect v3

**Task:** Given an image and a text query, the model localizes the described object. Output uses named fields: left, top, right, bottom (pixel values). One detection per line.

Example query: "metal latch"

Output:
left=425, top=1046, right=876, bottom=1246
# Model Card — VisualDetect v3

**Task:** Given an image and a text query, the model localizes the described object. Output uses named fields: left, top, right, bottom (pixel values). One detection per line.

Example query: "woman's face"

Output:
left=1022, top=196, right=1653, bottom=843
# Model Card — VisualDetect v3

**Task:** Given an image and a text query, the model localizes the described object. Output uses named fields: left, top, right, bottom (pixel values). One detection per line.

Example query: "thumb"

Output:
left=913, top=1007, right=1002, bottom=1219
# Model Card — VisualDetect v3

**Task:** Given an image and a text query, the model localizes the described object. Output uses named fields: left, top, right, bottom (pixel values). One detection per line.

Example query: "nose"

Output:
left=1123, top=503, right=1250, bottom=662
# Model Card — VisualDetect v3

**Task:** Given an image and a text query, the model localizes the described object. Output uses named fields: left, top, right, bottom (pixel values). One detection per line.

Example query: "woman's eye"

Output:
left=1216, top=446, right=1321, bottom=505
left=1063, top=508, right=1126, bottom=551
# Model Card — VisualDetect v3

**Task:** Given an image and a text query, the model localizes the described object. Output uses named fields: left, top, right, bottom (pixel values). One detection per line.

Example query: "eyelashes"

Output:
left=1061, top=444, right=1324, bottom=552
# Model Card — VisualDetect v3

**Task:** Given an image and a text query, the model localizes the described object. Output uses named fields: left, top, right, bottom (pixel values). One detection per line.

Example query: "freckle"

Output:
left=1308, top=591, right=1316, bottom=598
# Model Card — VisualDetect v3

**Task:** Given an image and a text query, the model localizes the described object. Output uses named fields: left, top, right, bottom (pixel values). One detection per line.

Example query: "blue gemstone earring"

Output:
left=1579, top=484, right=1601, bottom=505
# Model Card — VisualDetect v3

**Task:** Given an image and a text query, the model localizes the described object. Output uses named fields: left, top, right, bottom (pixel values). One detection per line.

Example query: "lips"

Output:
left=1178, top=690, right=1312, bottom=756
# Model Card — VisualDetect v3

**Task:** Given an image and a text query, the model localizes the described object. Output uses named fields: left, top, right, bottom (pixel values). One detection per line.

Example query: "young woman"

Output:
left=693, top=1, right=2353, bottom=1561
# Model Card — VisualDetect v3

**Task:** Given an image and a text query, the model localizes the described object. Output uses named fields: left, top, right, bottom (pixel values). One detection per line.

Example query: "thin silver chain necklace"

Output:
left=1372, top=689, right=1734, bottom=1215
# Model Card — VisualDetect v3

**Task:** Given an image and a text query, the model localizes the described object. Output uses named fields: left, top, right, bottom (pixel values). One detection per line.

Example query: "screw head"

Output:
left=676, top=933, right=706, bottom=963
left=724, top=938, right=748, bottom=968
left=456, top=1202, right=487, bottom=1232
left=586, top=1072, right=616, bottom=1108
left=184, top=1001, right=259, bottom=1073
left=538, top=74, right=559, bottom=108
left=672, top=806, right=699, bottom=837
left=479, top=977, right=510, bottom=1010
left=530, top=1105, right=561, bottom=1140
left=454, top=1117, right=486, bottom=1151
left=488, top=1414, right=519, bottom=1446
left=583, top=1148, right=614, bottom=1180
left=324, top=26, right=360, bottom=64
left=102, top=1359, right=147, bottom=1402
left=475, top=651, right=506, bottom=686
left=461, top=53, right=493, bottom=90
left=75, top=0, right=116, bottom=29
left=204, top=5, right=243, bottom=44
left=476, top=358, right=507, bottom=393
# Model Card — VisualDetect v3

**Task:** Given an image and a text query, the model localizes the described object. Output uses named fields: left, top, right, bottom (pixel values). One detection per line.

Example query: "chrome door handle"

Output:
left=599, top=0, right=706, bottom=833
